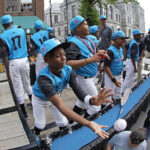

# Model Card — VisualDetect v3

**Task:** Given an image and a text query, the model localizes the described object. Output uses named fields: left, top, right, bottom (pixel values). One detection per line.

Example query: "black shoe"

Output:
left=26, top=102, right=32, bottom=108
left=24, top=113, right=29, bottom=120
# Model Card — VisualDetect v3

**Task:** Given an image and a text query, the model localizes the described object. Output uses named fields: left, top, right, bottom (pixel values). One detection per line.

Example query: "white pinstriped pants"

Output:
left=9, top=57, right=32, bottom=104
left=32, top=94, right=68, bottom=130
left=75, top=75, right=101, bottom=116
left=122, top=59, right=137, bottom=93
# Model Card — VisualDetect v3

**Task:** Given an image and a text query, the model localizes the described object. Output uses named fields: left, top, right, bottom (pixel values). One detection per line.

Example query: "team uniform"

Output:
left=104, top=45, right=124, bottom=101
left=46, top=27, right=55, bottom=39
left=30, top=30, right=49, bottom=76
left=122, top=38, right=139, bottom=93
left=32, top=38, right=95, bottom=133
left=32, top=64, right=94, bottom=131
left=0, top=23, right=32, bottom=119
left=66, top=35, right=101, bottom=116
left=88, top=25, right=100, bottom=49
left=87, top=34, right=100, bottom=49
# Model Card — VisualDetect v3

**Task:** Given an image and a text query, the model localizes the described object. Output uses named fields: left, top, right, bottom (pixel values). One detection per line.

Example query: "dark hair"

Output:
left=3, top=22, right=13, bottom=29
left=130, top=128, right=146, bottom=144
left=45, top=48, right=56, bottom=58
left=45, top=46, right=65, bottom=58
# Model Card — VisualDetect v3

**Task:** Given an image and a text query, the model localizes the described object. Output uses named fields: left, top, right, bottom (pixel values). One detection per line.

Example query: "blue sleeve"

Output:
left=38, top=75, right=57, bottom=98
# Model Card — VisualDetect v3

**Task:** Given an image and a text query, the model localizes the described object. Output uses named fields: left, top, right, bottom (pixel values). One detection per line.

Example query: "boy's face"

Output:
left=115, top=38, right=125, bottom=47
left=95, top=31, right=99, bottom=38
left=46, top=47, right=66, bottom=70
left=76, top=21, right=89, bottom=36
left=134, top=34, right=141, bottom=42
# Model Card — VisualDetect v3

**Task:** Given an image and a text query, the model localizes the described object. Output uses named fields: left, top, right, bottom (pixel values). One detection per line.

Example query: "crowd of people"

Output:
left=0, top=14, right=150, bottom=149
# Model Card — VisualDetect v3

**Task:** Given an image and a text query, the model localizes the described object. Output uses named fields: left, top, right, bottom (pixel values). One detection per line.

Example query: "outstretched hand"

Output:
left=92, top=88, right=114, bottom=106
left=88, top=121, right=109, bottom=139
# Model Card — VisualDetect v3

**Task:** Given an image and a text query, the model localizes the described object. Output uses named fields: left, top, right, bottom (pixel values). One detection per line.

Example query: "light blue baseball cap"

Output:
left=1, top=15, right=13, bottom=24
left=89, top=25, right=99, bottom=34
left=47, top=27, right=53, bottom=33
left=34, top=20, right=43, bottom=29
left=148, top=28, right=150, bottom=32
left=132, top=29, right=142, bottom=36
left=100, top=15, right=107, bottom=20
left=41, top=38, right=70, bottom=57
left=112, top=31, right=128, bottom=40
left=70, top=16, right=85, bottom=32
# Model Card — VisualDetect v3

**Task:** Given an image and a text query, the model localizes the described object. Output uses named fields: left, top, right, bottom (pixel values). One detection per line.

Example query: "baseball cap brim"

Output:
left=122, top=36, right=129, bottom=39
left=45, top=42, right=71, bottom=56
left=113, top=36, right=129, bottom=40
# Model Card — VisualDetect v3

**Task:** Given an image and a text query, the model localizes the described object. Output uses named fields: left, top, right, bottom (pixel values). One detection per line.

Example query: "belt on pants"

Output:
left=84, top=76, right=93, bottom=79
left=77, top=75, right=93, bottom=79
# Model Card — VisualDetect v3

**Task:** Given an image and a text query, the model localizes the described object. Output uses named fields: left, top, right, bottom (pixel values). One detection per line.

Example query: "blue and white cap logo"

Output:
left=54, top=39, right=61, bottom=45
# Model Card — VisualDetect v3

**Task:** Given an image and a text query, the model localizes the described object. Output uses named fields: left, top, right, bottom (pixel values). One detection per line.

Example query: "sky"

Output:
left=138, top=0, right=150, bottom=31
left=44, top=0, right=150, bottom=31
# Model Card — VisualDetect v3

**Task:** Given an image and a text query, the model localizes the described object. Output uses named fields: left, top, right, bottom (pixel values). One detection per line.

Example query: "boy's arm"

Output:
left=130, top=44, right=138, bottom=72
left=106, top=143, right=112, bottom=150
left=49, top=94, right=109, bottom=139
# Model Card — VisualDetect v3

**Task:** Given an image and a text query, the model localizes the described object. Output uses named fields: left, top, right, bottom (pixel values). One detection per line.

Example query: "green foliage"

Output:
left=79, top=0, right=100, bottom=26
left=78, top=0, right=139, bottom=26
left=85, top=0, right=139, bottom=5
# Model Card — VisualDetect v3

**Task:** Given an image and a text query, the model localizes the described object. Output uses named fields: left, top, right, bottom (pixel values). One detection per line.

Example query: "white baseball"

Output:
left=114, top=119, right=127, bottom=131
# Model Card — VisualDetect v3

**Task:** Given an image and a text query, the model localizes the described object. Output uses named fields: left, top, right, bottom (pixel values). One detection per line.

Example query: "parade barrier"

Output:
left=0, top=73, right=37, bottom=150
left=1, top=70, right=150, bottom=149
left=49, top=76, right=150, bottom=150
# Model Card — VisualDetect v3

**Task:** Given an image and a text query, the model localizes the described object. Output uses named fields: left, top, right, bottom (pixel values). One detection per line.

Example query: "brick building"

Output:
left=0, top=0, right=49, bottom=34
left=0, top=0, right=44, bottom=20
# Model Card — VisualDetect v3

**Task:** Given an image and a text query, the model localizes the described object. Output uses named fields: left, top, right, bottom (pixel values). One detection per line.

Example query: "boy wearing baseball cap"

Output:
left=46, top=27, right=55, bottom=39
left=88, top=25, right=100, bottom=48
left=30, top=20, right=49, bottom=76
left=104, top=31, right=128, bottom=104
left=65, top=15, right=109, bottom=118
left=0, top=15, right=32, bottom=120
left=122, top=29, right=141, bottom=94
left=32, top=38, right=113, bottom=137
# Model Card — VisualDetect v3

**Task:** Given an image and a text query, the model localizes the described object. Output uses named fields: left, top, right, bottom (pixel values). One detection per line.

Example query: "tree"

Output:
left=79, top=0, right=138, bottom=26
left=79, top=0, right=100, bottom=26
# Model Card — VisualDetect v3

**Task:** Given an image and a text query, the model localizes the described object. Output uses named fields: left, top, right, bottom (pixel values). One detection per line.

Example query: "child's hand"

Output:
left=88, top=121, right=109, bottom=139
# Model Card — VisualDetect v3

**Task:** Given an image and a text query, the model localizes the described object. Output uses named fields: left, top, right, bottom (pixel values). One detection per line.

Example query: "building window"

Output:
left=54, top=15, right=58, bottom=23
left=64, top=8, right=67, bottom=20
left=116, top=14, right=118, bottom=22
left=5, top=0, right=32, bottom=13
left=72, top=5, right=76, bottom=18
left=129, top=29, right=131, bottom=38
left=119, top=15, right=121, bottom=22
left=110, top=6, right=113, bottom=20
left=104, top=6, right=107, bottom=17
left=111, top=26, right=114, bottom=32
left=127, top=16, right=130, bottom=23
left=58, top=28, right=61, bottom=36
left=64, top=27, right=68, bottom=36
left=6, top=0, right=19, bottom=12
